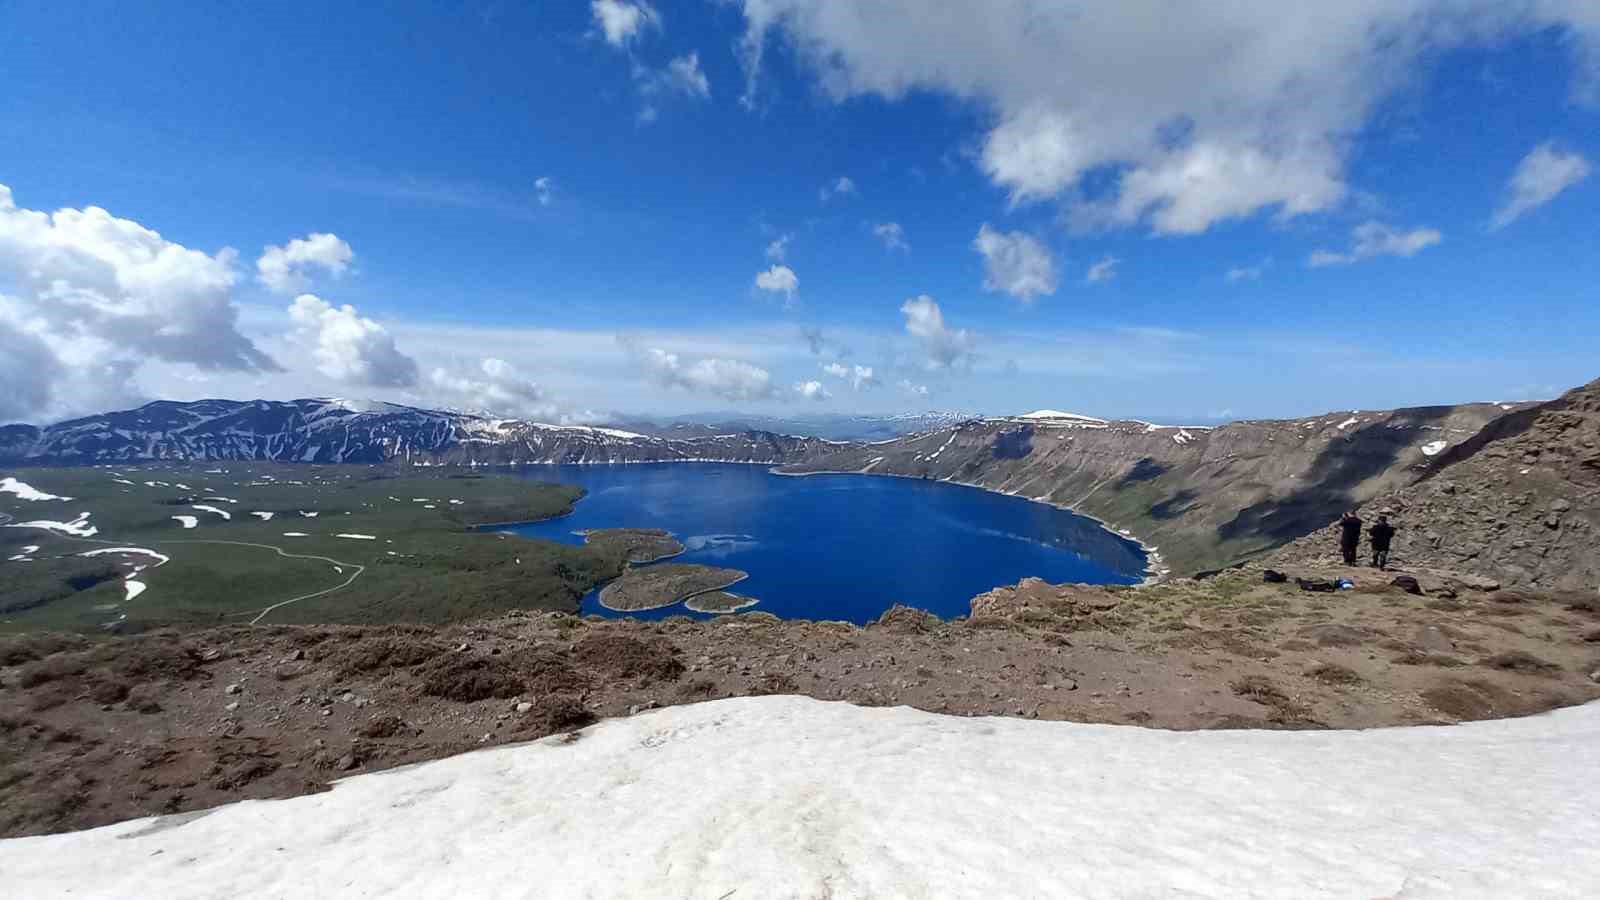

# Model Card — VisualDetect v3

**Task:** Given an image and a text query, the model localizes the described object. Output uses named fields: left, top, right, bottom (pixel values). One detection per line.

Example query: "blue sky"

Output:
left=1, top=1, right=1597, bottom=425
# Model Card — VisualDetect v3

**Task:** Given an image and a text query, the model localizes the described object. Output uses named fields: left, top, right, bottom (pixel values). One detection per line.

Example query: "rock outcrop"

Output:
left=1271, top=378, right=1600, bottom=591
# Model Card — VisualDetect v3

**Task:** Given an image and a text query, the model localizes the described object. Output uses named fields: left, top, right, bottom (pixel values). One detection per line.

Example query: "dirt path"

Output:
left=153, top=540, right=367, bottom=625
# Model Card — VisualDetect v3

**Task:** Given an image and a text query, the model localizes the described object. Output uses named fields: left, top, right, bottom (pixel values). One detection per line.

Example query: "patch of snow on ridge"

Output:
left=171, top=516, right=198, bottom=529
left=79, top=547, right=171, bottom=568
left=5, top=511, right=98, bottom=537
left=1336, top=416, right=1359, bottom=430
left=6, top=696, right=1599, bottom=897
left=1017, top=409, right=1108, bottom=423
left=191, top=504, right=231, bottom=520
left=1421, top=440, right=1449, bottom=457
left=0, top=477, right=72, bottom=501
left=251, top=512, right=274, bottom=521
left=335, top=533, right=376, bottom=540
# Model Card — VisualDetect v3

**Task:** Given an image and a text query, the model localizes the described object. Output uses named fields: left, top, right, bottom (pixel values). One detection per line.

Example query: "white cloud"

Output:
left=664, top=53, right=711, bottom=98
left=901, top=295, right=974, bottom=370
left=287, top=294, right=418, bottom=388
left=973, top=224, right=1057, bottom=302
left=733, top=1, right=1600, bottom=234
left=872, top=222, right=908, bottom=252
left=1085, top=255, right=1119, bottom=284
left=754, top=264, right=799, bottom=304
left=256, top=232, right=354, bottom=295
left=1490, top=142, right=1592, bottom=229
left=591, top=0, right=659, bottom=47
left=897, top=379, right=930, bottom=398
left=427, top=358, right=559, bottom=420
left=1308, top=221, right=1442, bottom=267
left=535, top=177, right=554, bottom=207
left=794, top=379, right=830, bottom=401
left=0, top=183, right=277, bottom=421
left=765, top=233, right=793, bottom=261
left=821, top=362, right=877, bottom=390
left=819, top=176, right=856, bottom=202
left=1225, top=259, right=1271, bottom=282
left=628, top=343, right=777, bottom=402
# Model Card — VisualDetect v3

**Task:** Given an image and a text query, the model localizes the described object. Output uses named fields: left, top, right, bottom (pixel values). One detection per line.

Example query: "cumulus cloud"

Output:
left=256, top=232, right=354, bottom=295
left=973, top=224, right=1057, bottom=302
left=427, top=357, right=559, bottom=420
left=821, top=362, right=877, bottom=391
left=0, top=183, right=278, bottom=420
left=535, top=177, right=554, bottom=207
left=872, top=222, right=909, bottom=252
left=287, top=294, right=419, bottom=388
left=754, top=264, right=799, bottom=305
left=1085, top=255, right=1119, bottom=283
left=0, top=318, right=62, bottom=422
left=626, top=342, right=776, bottom=402
left=794, top=379, right=830, bottom=401
left=766, top=233, right=793, bottom=261
left=901, top=295, right=974, bottom=369
left=591, top=0, right=658, bottom=47
left=819, top=176, right=856, bottom=202
left=733, top=1, right=1600, bottom=234
left=1308, top=221, right=1442, bottom=267
left=1490, top=142, right=1592, bottom=229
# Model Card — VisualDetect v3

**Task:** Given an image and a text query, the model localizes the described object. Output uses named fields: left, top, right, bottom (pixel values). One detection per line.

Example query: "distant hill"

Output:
left=615, top=411, right=976, bottom=442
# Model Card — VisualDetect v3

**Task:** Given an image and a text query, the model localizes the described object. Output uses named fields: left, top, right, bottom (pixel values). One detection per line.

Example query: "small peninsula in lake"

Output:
left=578, top=528, right=684, bottom=564
left=598, top=563, right=748, bottom=612
left=685, top=590, right=760, bottom=614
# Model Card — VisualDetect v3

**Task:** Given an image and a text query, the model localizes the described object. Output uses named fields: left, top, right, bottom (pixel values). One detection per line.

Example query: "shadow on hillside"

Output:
left=1117, top=457, right=1167, bottom=487
left=1217, top=406, right=1455, bottom=544
left=992, top=426, right=1034, bottom=460
left=1150, top=489, right=1198, bottom=520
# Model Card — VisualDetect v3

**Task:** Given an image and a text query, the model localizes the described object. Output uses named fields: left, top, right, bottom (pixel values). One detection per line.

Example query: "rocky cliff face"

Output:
left=1270, top=379, right=1600, bottom=591
left=778, top=403, right=1526, bottom=575
left=0, top=399, right=843, bottom=468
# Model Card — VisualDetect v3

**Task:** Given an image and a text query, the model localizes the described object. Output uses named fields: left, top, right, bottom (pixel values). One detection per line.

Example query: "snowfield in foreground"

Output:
left=3, top=696, right=1597, bottom=899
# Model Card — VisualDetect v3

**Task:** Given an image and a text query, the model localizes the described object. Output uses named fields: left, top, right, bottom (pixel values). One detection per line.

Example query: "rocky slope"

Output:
left=0, top=399, right=843, bottom=467
left=1270, top=378, right=1600, bottom=590
left=778, top=403, right=1527, bottom=575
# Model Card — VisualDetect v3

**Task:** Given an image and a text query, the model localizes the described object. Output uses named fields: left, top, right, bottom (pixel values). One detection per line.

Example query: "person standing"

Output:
left=1338, top=511, right=1363, bottom=565
left=1370, top=514, right=1396, bottom=570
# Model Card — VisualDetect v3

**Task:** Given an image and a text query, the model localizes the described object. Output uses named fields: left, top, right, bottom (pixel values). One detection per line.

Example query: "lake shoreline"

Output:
left=769, top=466, right=1165, bottom=585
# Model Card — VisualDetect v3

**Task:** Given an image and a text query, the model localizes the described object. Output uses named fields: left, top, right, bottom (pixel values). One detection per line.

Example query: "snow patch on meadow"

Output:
left=0, top=477, right=72, bottom=502
left=1422, top=440, right=1449, bottom=457
left=335, top=533, right=376, bottom=540
left=4, top=511, right=98, bottom=537
left=191, top=504, right=231, bottom=520
left=3, top=696, right=1597, bottom=898
left=171, top=516, right=198, bottom=529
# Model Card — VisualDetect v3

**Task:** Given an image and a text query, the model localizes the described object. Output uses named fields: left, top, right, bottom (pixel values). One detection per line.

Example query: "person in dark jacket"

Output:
left=1338, top=511, right=1363, bottom=565
left=1370, top=514, right=1396, bottom=569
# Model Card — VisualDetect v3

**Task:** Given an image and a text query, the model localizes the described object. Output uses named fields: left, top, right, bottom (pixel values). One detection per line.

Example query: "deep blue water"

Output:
left=502, top=464, right=1146, bottom=624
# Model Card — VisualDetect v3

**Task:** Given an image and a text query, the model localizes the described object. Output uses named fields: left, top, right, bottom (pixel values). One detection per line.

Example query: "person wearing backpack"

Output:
left=1370, top=514, right=1397, bottom=569
left=1338, top=511, right=1363, bottom=565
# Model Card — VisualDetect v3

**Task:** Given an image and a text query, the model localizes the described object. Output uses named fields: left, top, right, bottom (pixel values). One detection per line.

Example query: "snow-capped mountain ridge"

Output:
left=0, top=399, right=840, bottom=467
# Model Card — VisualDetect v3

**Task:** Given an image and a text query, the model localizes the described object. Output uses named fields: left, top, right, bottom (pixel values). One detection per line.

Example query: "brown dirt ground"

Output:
left=3, top=564, right=1597, bottom=839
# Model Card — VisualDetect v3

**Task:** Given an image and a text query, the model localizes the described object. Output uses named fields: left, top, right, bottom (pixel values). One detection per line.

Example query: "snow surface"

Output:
left=0, top=476, right=72, bottom=502
left=4, top=511, right=97, bottom=537
left=79, top=547, right=171, bottom=568
left=1017, top=409, right=1108, bottom=423
left=5, top=696, right=1597, bottom=898
left=191, top=504, right=231, bottom=520
left=171, top=515, right=198, bottom=529
left=250, top=511, right=274, bottom=521
left=281, top=532, right=309, bottom=537
left=1421, top=440, right=1449, bottom=456
left=123, top=580, right=146, bottom=602
left=335, top=533, right=376, bottom=540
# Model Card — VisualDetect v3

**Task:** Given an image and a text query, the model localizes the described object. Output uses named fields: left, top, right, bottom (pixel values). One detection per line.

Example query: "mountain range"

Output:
left=4, top=382, right=1594, bottom=585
